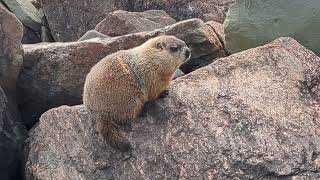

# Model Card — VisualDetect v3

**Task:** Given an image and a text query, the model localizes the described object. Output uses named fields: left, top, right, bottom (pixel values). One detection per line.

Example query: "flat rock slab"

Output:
left=95, top=10, right=176, bottom=37
left=25, top=37, right=320, bottom=179
left=41, top=0, right=123, bottom=42
left=18, top=18, right=225, bottom=128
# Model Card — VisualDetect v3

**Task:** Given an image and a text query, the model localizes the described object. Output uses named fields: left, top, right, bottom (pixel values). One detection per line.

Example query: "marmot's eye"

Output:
left=170, top=47, right=178, bottom=52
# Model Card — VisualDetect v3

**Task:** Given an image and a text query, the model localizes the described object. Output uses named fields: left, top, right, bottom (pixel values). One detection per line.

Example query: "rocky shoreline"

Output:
left=0, top=0, right=319, bottom=179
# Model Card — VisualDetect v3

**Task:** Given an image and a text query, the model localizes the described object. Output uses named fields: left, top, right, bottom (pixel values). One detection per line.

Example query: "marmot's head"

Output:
left=137, top=35, right=191, bottom=70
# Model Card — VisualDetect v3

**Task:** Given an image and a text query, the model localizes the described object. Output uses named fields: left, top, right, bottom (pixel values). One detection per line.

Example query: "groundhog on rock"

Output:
left=83, top=36, right=191, bottom=151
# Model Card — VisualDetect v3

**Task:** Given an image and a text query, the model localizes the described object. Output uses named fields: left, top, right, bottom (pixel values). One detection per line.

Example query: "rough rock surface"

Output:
left=78, top=30, right=110, bottom=41
left=18, top=18, right=225, bottom=128
left=25, top=37, right=320, bottom=179
left=0, top=87, right=27, bottom=180
left=95, top=10, right=176, bottom=37
left=129, top=0, right=235, bottom=23
left=40, top=0, right=126, bottom=42
left=224, top=0, right=320, bottom=55
left=0, top=4, right=24, bottom=117
left=0, top=5, right=28, bottom=179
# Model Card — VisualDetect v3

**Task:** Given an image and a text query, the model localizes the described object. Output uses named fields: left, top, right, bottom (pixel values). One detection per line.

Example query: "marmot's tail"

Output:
left=94, top=113, right=132, bottom=152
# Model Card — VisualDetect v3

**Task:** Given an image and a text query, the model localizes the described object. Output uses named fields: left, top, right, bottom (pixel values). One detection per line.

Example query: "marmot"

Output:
left=83, top=36, right=191, bottom=151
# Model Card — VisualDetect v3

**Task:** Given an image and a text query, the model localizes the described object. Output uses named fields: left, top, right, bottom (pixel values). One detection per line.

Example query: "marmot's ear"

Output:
left=156, top=41, right=166, bottom=50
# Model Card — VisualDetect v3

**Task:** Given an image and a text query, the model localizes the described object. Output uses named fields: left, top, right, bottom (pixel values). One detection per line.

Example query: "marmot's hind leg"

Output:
left=96, top=114, right=132, bottom=152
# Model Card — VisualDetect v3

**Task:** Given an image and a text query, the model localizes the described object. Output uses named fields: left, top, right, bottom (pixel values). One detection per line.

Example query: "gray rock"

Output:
left=2, top=0, right=42, bottom=33
left=25, top=37, right=320, bottom=179
left=95, top=10, right=176, bottom=37
left=0, top=3, right=24, bottom=119
left=78, top=30, right=110, bottom=41
left=224, top=0, right=320, bottom=55
left=41, top=0, right=124, bottom=42
left=18, top=18, right=225, bottom=128
left=0, top=7, right=27, bottom=178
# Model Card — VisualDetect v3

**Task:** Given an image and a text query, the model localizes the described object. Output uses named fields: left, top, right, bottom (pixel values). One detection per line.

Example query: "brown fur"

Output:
left=83, top=36, right=191, bottom=151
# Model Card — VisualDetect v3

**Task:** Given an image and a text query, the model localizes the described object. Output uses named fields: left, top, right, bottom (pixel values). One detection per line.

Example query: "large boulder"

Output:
left=25, top=37, right=320, bottom=179
left=95, top=10, right=176, bottom=37
left=129, top=0, right=235, bottom=23
left=18, top=18, right=225, bottom=128
left=224, top=0, right=320, bottom=55
left=40, top=0, right=126, bottom=42
left=0, top=5, right=27, bottom=179
left=0, top=3, right=24, bottom=118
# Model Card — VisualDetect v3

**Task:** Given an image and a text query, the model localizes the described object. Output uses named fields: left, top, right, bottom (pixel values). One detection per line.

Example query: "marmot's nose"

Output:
left=185, top=48, right=191, bottom=60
